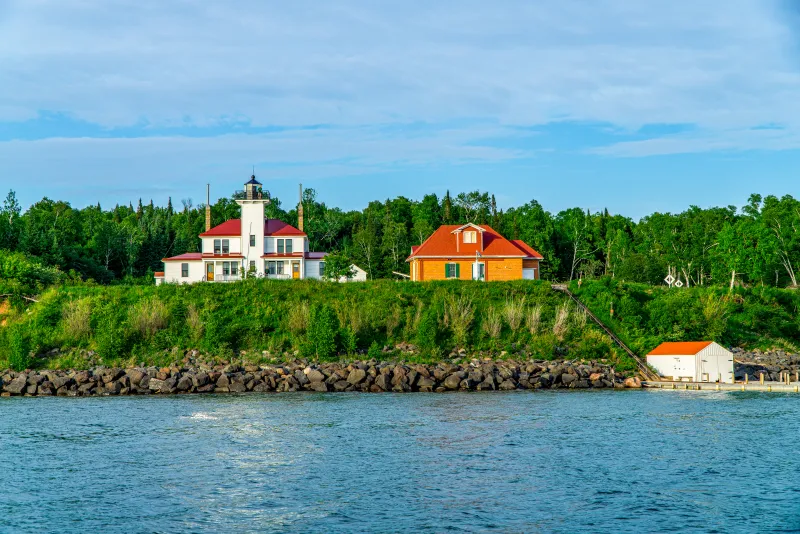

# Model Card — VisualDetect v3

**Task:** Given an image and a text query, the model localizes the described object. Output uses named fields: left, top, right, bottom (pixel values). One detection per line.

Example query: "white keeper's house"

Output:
left=155, top=176, right=330, bottom=284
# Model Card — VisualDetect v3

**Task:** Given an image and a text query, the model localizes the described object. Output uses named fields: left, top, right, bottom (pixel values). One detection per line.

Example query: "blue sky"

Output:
left=1, top=0, right=799, bottom=218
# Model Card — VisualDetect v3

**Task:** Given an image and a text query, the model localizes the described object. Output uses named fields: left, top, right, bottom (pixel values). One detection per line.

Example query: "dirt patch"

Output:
left=0, top=299, right=9, bottom=327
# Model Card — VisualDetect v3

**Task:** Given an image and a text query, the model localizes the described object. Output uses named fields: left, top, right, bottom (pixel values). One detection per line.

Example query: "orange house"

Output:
left=406, top=223, right=543, bottom=281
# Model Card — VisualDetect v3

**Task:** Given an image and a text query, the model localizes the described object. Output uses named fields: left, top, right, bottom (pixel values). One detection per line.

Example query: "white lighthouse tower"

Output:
left=237, top=174, right=270, bottom=271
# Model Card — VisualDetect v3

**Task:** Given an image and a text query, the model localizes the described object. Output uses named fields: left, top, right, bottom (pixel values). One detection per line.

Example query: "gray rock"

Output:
left=148, top=378, right=165, bottom=391
left=347, top=368, right=367, bottom=385
left=561, top=373, right=578, bottom=386
left=5, top=376, right=27, bottom=395
left=306, top=369, right=326, bottom=383
left=176, top=376, right=193, bottom=391
left=309, top=381, right=329, bottom=392
left=443, top=374, right=462, bottom=390
left=229, top=382, right=247, bottom=393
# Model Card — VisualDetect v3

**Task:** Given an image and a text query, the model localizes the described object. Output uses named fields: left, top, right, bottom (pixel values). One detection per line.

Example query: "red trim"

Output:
left=162, top=253, right=203, bottom=261
left=154, top=271, right=164, bottom=277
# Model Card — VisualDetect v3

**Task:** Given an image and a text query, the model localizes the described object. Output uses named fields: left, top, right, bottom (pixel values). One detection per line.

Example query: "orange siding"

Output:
left=415, top=258, right=525, bottom=281
left=486, top=258, right=522, bottom=281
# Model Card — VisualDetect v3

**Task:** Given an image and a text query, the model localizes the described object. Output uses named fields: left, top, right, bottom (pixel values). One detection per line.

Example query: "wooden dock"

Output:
left=644, top=381, right=800, bottom=393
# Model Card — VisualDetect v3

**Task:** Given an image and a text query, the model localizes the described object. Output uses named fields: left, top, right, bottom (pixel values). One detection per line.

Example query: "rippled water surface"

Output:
left=3, top=390, right=800, bottom=533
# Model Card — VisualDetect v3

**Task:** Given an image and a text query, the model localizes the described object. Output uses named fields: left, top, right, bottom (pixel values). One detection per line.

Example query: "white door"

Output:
left=472, top=262, right=485, bottom=281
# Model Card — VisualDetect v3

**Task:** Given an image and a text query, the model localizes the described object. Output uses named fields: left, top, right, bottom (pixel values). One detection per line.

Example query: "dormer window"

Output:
left=463, top=231, right=477, bottom=244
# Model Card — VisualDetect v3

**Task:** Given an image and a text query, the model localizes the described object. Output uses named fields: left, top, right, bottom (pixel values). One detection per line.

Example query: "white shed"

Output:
left=646, top=341, right=734, bottom=383
left=338, top=264, right=367, bottom=282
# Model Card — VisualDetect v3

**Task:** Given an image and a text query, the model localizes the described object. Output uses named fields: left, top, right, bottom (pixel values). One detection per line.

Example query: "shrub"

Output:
left=385, top=304, right=401, bottom=338
left=415, top=309, right=440, bottom=357
left=341, top=327, right=357, bottom=354
left=95, top=304, right=129, bottom=361
left=7, top=324, right=32, bottom=371
left=304, top=304, right=339, bottom=360
left=503, top=297, right=526, bottom=332
left=287, top=301, right=310, bottom=334
left=368, top=340, right=382, bottom=360
left=482, top=306, right=502, bottom=339
left=129, top=297, right=168, bottom=339
left=63, top=298, right=92, bottom=343
left=186, top=303, right=204, bottom=342
left=526, top=304, right=543, bottom=335
left=553, top=303, right=570, bottom=340
left=444, top=294, right=474, bottom=346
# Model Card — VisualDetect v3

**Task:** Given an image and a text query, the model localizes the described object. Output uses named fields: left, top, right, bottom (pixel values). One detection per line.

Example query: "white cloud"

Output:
left=2, top=0, right=799, bottom=137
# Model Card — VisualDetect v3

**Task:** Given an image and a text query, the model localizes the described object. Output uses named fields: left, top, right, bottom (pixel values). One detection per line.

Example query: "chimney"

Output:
left=297, top=183, right=304, bottom=233
left=205, top=183, right=211, bottom=232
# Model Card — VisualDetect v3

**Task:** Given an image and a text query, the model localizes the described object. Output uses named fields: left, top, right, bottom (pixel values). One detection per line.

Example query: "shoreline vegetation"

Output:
left=1, top=279, right=799, bottom=377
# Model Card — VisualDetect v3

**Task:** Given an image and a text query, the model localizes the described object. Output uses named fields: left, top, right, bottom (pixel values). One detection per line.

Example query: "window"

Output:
left=231, top=262, right=238, bottom=276
left=267, top=261, right=285, bottom=275
left=249, top=260, right=256, bottom=272
left=319, top=261, right=326, bottom=278
left=214, top=239, right=221, bottom=254
left=463, top=231, right=477, bottom=244
left=445, top=263, right=460, bottom=279
left=221, top=239, right=229, bottom=254
left=250, top=235, right=256, bottom=247
left=181, top=263, right=189, bottom=277
left=222, top=262, right=231, bottom=276
left=277, top=238, right=293, bottom=255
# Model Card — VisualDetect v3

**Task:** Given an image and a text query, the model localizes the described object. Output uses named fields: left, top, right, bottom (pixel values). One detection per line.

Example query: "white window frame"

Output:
left=463, top=231, right=477, bottom=244
left=181, top=263, right=189, bottom=277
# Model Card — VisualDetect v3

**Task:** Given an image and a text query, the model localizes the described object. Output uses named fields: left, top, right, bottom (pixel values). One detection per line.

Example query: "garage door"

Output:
left=522, top=268, right=535, bottom=280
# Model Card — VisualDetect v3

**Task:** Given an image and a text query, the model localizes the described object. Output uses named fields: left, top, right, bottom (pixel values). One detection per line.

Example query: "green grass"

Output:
left=0, top=279, right=628, bottom=370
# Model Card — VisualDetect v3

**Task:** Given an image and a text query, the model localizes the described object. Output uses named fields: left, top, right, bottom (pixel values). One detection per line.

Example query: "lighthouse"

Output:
left=237, top=174, right=270, bottom=269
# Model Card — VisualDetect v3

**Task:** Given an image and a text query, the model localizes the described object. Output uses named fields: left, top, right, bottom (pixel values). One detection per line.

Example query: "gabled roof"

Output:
left=198, top=218, right=306, bottom=237
left=510, top=240, right=544, bottom=260
left=199, top=219, right=241, bottom=237
left=647, top=341, right=714, bottom=356
left=406, top=224, right=539, bottom=260
left=265, top=219, right=305, bottom=236
left=162, top=252, right=203, bottom=262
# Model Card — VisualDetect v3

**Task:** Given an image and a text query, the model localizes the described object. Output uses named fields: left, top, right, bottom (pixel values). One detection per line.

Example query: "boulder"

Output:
left=443, top=373, right=462, bottom=390
left=561, top=373, right=578, bottom=386
left=309, top=381, right=329, bottom=392
left=333, top=380, right=351, bottom=392
left=306, top=369, right=326, bottom=383
left=216, top=374, right=230, bottom=387
left=374, top=374, right=392, bottom=391
left=229, top=382, right=247, bottom=393
left=624, top=377, right=642, bottom=388
left=176, top=376, right=193, bottom=391
left=5, top=376, right=28, bottom=395
left=148, top=378, right=165, bottom=392
left=347, top=369, right=367, bottom=385
left=192, top=373, right=209, bottom=388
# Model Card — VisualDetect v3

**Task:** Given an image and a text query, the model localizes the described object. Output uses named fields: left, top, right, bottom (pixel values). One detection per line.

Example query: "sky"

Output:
left=1, top=0, right=800, bottom=219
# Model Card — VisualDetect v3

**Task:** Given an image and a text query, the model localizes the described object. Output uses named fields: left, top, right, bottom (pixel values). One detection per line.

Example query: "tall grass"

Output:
left=443, top=294, right=475, bottom=347
left=503, top=297, right=526, bottom=332
left=526, top=304, right=543, bottom=335
left=63, top=298, right=92, bottom=342
left=482, top=306, right=502, bottom=339
left=287, top=301, right=310, bottom=334
left=186, top=303, right=204, bottom=341
left=129, top=297, right=168, bottom=339
left=553, top=303, right=570, bottom=340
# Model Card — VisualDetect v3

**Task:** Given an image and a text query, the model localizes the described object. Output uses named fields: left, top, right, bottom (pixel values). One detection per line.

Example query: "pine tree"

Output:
left=443, top=190, right=452, bottom=224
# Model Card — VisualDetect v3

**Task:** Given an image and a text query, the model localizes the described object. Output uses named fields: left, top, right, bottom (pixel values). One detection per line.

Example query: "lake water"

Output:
left=2, top=391, right=800, bottom=533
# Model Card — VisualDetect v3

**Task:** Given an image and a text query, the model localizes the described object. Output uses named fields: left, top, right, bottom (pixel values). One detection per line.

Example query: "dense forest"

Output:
left=1, top=187, right=799, bottom=290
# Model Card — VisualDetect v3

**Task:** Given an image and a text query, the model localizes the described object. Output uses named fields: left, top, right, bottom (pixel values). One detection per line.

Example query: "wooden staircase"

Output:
left=552, top=284, right=659, bottom=381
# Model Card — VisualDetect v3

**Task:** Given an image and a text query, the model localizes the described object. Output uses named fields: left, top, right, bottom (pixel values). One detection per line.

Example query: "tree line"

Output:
left=1, top=188, right=799, bottom=288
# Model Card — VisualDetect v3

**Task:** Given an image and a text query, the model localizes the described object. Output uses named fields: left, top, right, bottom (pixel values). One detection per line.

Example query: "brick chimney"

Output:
left=205, top=183, right=211, bottom=232
left=297, top=183, right=304, bottom=233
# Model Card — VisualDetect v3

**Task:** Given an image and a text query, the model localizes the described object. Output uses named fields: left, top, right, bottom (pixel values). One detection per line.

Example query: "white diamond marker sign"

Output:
left=674, top=279, right=684, bottom=288
left=664, top=275, right=675, bottom=286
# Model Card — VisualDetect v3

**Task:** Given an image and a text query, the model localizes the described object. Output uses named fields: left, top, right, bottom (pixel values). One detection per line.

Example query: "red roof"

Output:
left=154, top=271, right=164, bottom=277
left=647, top=341, right=714, bottom=356
left=199, top=219, right=241, bottom=237
left=406, top=224, right=540, bottom=260
left=510, top=240, right=544, bottom=259
left=266, top=219, right=305, bottom=236
left=162, top=253, right=203, bottom=262
left=198, top=219, right=306, bottom=237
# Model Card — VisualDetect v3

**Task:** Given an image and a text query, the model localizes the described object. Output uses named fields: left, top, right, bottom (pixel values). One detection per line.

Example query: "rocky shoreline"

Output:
left=733, top=348, right=800, bottom=382
left=0, top=359, right=642, bottom=397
